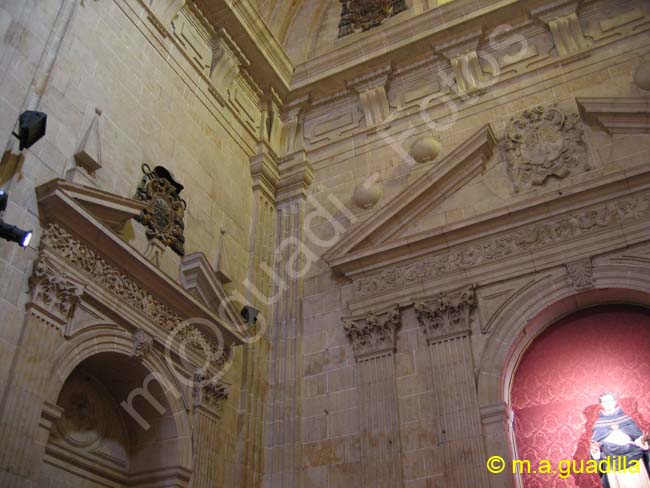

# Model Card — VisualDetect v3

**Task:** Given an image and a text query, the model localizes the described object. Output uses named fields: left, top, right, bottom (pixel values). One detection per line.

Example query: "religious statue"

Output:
left=590, top=393, right=650, bottom=488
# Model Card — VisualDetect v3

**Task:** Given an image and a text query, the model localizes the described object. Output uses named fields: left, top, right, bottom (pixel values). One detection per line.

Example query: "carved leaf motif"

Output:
left=415, top=286, right=476, bottom=341
left=342, top=306, right=401, bottom=357
left=29, top=259, right=83, bottom=323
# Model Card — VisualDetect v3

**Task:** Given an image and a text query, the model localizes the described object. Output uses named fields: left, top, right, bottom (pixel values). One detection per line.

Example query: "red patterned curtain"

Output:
left=511, top=306, right=650, bottom=487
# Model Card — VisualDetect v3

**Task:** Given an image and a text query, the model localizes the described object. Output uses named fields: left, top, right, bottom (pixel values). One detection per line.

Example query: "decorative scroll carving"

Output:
left=135, top=164, right=187, bottom=256
left=193, top=368, right=229, bottom=408
left=132, top=329, right=154, bottom=358
left=565, top=257, right=594, bottom=290
left=41, top=223, right=224, bottom=363
left=29, top=259, right=83, bottom=325
left=354, top=190, right=650, bottom=296
left=338, top=0, right=407, bottom=37
left=343, top=305, right=401, bottom=357
left=415, top=286, right=476, bottom=342
left=500, top=106, right=588, bottom=192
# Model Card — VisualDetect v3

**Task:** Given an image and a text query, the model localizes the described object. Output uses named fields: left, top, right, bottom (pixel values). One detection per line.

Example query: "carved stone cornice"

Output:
left=499, top=105, right=589, bottom=193
left=249, top=143, right=280, bottom=203
left=342, top=305, right=401, bottom=358
left=577, top=97, right=650, bottom=135
left=28, top=258, right=83, bottom=327
left=415, top=286, right=476, bottom=343
left=41, top=223, right=225, bottom=364
left=565, top=257, right=594, bottom=290
left=276, top=151, right=314, bottom=204
left=353, top=188, right=650, bottom=297
left=132, top=329, right=154, bottom=358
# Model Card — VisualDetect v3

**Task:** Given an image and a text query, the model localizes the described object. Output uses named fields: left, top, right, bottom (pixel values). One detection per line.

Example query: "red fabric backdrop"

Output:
left=511, top=306, right=650, bottom=487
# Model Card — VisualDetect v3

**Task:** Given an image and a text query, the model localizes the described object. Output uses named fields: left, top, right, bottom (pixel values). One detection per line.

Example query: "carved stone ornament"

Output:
left=193, top=368, right=229, bottom=408
left=132, top=329, right=154, bottom=358
left=29, top=259, right=83, bottom=325
left=41, top=223, right=225, bottom=364
left=354, top=190, right=650, bottom=297
left=415, top=286, right=476, bottom=342
left=135, top=164, right=187, bottom=256
left=343, top=305, right=401, bottom=358
left=338, top=0, right=407, bottom=37
left=499, top=105, right=589, bottom=192
left=565, top=257, right=594, bottom=290
left=56, top=374, right=106, bottom=448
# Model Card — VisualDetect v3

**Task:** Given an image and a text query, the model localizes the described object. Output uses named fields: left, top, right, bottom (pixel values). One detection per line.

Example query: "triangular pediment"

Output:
left=323, top=124, right=497, bottom=268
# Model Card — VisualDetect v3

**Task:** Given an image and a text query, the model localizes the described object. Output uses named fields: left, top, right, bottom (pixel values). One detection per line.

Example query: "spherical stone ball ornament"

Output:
left=409, top=136, right=441, bottom=163
left=353, top=181, right=383, bottom=209
left=634, top=61, right=650, bottom=91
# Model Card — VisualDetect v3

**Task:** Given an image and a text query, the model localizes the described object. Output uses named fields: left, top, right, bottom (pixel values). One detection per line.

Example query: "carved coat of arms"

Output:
left=338, top=0, right=407, bottom=37
left=135, top=164, right=187, bottom=256
left=500, top=106, right=589, bottom=192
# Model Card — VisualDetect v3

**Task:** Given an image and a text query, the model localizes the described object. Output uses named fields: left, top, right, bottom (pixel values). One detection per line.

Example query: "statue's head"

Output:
left=599, top=392, right=618, bottom=414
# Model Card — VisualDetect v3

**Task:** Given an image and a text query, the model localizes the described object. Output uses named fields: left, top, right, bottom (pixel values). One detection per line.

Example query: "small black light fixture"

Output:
left=240, top=305, right=259, bottom=326
left=12, top=111, right=47, bottom=150
left=0, top=191, right=32, bottom=248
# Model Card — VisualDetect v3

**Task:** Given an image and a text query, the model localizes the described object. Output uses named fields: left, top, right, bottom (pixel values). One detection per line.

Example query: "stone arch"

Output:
left=476, top=264, right=650, bottom=486
left=41, top=324, right=193, bottom=486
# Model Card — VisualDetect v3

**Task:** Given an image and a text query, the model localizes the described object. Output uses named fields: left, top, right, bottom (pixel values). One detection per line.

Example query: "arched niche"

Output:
left=477, top=265, right=650, bottom=488
left=42, top=348, right=191, bottom=487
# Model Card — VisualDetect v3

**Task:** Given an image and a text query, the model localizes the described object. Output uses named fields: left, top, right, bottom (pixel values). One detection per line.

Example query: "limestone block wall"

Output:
left=298, top=0, right=650, bottom=486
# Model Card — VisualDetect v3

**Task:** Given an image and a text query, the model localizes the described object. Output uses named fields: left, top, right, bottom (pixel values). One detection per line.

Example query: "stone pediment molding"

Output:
left=322, top=123, right=497, bottom=267
left=577, top=97, right=650, bottom=134
left=35, top=179, right=245, bottom=362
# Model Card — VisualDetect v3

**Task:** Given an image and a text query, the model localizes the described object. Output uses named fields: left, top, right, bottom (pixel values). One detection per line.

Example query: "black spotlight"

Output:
left=12, top=111, right=47, bottom=150
left=241, top=305, right=259, bottom=325
left=0, top=191, right=32, bottom=248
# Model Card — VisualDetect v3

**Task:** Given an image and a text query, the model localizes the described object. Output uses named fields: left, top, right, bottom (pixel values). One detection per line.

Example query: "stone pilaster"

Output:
left=0, top=256, right=81, bottom=486
left=343, top=306, right=404, bottom=488
left=415, top=285, right=490, bottom=488
left=263, top=150, right=313, bottom=488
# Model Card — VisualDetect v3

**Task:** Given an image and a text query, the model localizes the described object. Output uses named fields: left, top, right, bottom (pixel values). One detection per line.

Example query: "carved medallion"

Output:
left=135, top=164, right=187, bottom=256
left=338, top=0, right=407, bottom=37
left=499, top=106, right=588, bottom=192
left=57, top=374, right=105, bottom=448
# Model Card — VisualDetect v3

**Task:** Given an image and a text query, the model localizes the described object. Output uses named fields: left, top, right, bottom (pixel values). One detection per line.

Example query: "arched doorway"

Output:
left=42, top=352, right=188, bottom=487
left=510, top=306, right=650, bottom=487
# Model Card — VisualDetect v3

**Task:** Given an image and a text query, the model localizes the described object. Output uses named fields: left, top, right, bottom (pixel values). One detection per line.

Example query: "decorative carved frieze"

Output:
left=338, top=0, right=407, bottom=37
left=28, top=259, right=83, bottom=326
left=499, top=105, right=588, bottom=192
left=135, top=164, right=187, bottom=256
left=565, top=257, right=594, bottom=290
left=343, top=305, right=401, bottom=358
left=193, top=368, right=229, bottom=408
left=415, top=286, right=476, bottom=342
left=354, top=190, right=650, bottom=296
left=41, top=223, right=224, bottom=363
left=132, top=329, right=154, bottom=358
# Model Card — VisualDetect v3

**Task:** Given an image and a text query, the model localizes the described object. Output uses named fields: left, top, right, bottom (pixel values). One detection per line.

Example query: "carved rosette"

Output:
left=135, top=164, right=187, bottom=256
left=193, top=368, right=229, bottom=409
left=565, top=257, right=594, bottom=290
left=132, top=329, right=154, bottom=358
left=338, top=0, right=407, bottom=37
left=28, top=259, right=83, bottom=326
left=343, top=305, right=401, bottom=358
left=500, top=106, right=588, bottom=192
left=415, top=286, right=476, bottom=343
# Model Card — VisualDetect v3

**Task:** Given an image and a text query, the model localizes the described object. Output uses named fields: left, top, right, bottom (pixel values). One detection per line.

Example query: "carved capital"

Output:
left=530, top=1, right=588, bottom=57
left=343, top=305, right=401, bottom=358
left=565, top=257, right=594, bottom=290
left=132, top=329, right=154, bottom=358
left=415, top=286, right=476, bottom=343
left=193, top=368, right=229, bottom=409
left=28, top=258, right=83, bottom=327
left=499, top=105, right=589, bottom=192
